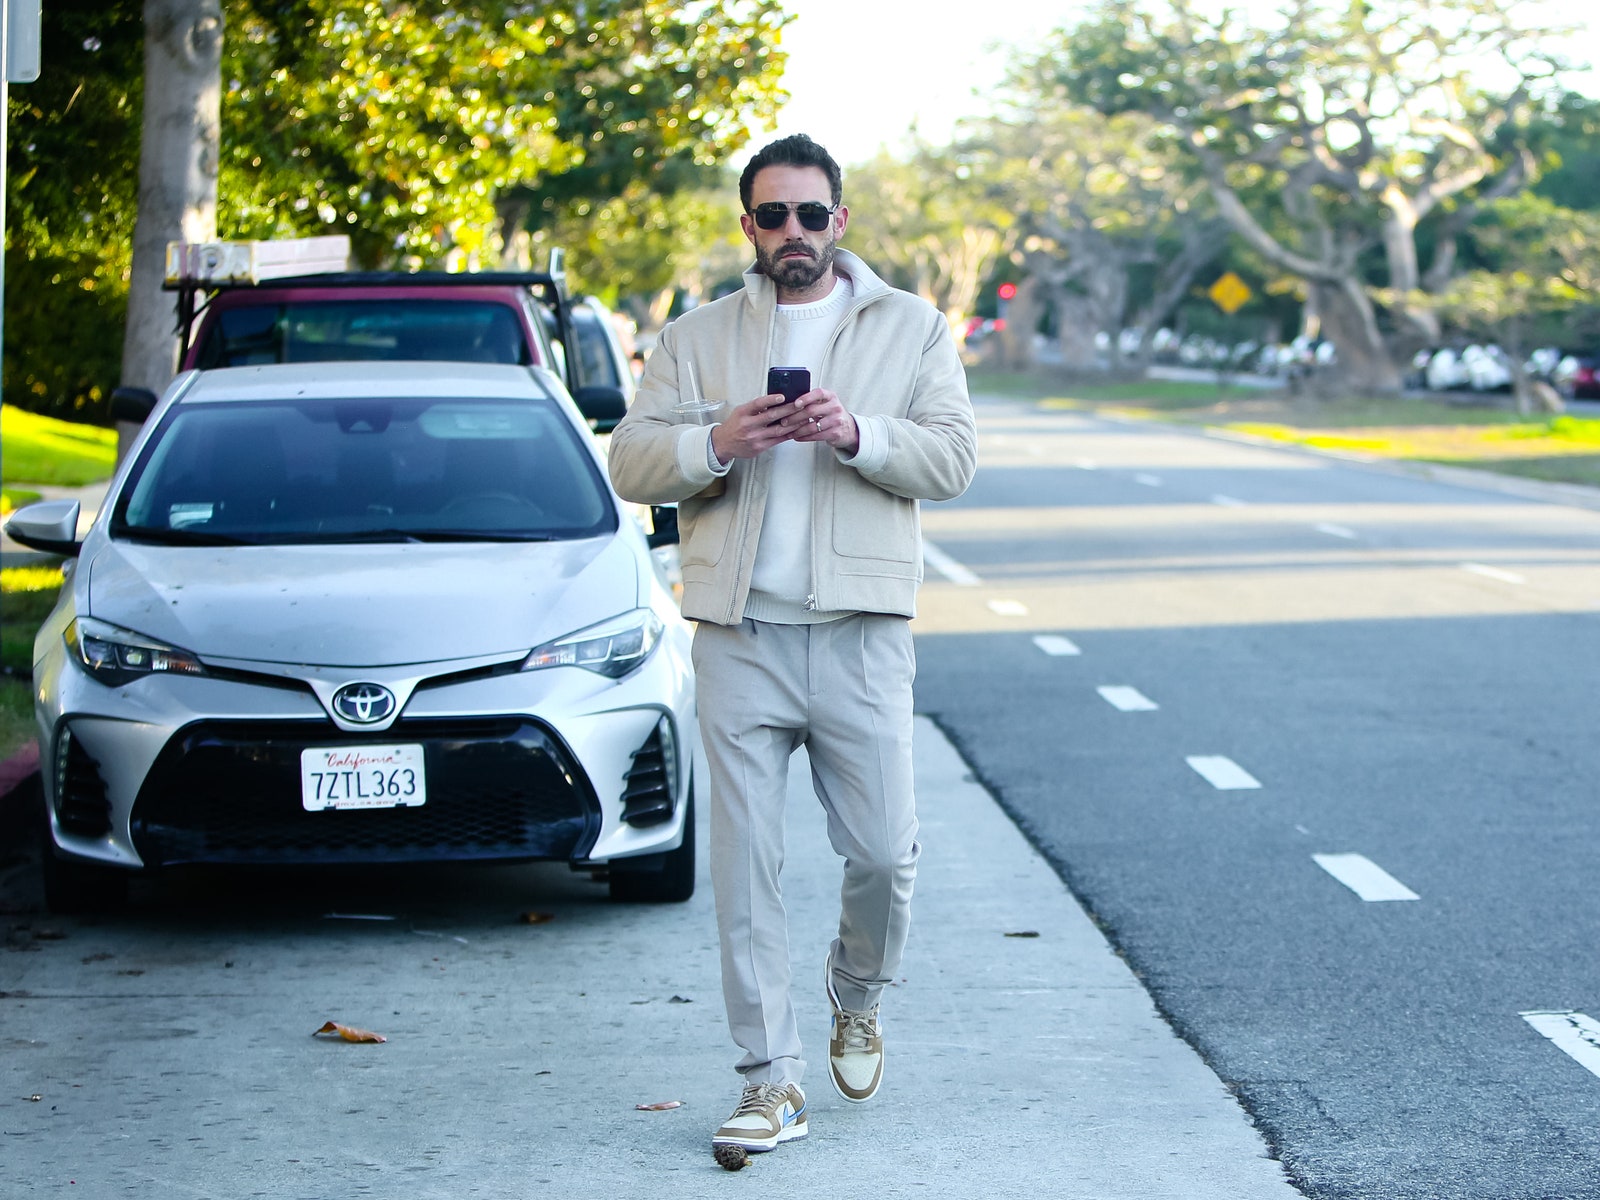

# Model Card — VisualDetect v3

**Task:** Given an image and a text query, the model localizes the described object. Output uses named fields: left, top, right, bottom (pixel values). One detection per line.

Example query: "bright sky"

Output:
left=742, top=0, right=1600, bottom=169
left=746, top=0, right=1070, bottom=167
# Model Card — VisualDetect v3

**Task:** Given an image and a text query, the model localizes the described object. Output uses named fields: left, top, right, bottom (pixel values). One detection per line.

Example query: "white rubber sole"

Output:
left=713, top=1118, right=808, bottom=1152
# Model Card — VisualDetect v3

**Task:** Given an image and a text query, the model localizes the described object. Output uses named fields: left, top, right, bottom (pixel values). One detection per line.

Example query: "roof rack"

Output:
left=160, top=238, right=577, bottom=386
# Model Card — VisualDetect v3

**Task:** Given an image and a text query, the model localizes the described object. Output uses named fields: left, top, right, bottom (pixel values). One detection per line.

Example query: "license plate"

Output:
left=301, top=744, right=426, bottom=811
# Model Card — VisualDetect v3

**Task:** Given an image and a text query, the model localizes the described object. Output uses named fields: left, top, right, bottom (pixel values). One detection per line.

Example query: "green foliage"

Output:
left=0, top=676, right=38, bottom=759
left=5, top=1, right=791, bottom=418
left=1, top=405, right=118, bottom=486
left=4, top=0, right=143, bottom=423
left=221, top=0, right=790, bottom=267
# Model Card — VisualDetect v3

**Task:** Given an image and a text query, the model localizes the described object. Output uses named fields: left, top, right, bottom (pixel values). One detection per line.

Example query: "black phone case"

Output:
left=767, top=367, right=810, bottom=402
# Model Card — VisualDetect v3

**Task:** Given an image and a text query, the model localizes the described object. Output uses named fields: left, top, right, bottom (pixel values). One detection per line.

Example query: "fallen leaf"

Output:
left=635, top=1100, right=683, bottom=1111
left=1004, top=930, right=1040, bottom=938
left=519, top=911, right=555, bottom=925
left=714, top=1143, right=750, bottom=1171
left=313, top=1020, right=387, bottom=1044
left=669, top=995, right=693, bottom=1004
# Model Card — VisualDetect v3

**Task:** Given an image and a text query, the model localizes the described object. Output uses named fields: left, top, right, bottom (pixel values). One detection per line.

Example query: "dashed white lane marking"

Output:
left=1312, top=853, right=1420, bottom=902
left=1185, top=755, right=1262, bottom=790
left=1032, top=635, right=1081, bottom=657
left=1462, top=562, right=1526, bottom=584
left=1211, top=494, right=1248, bottom=507
left=922, top=540, right=982, bottom=586
left=1314, top=522, right=1358, bottom=539
left=1098, top=686, right=1159, bottom=711
left=1520, top=1011, right=1600, bottom=1080
left=987, top=599, right=1029, bottom=616
left=1134, top=473, right=1163, bottom=487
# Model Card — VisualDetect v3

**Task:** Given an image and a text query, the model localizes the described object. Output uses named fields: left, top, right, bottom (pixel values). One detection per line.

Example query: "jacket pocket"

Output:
left=831, top=475, right=916, bottom=564
left=679, top=490, right=736, bottom=569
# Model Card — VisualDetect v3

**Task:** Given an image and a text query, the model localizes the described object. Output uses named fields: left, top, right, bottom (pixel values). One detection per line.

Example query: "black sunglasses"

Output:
left=749, top=201, right=839, bottom=232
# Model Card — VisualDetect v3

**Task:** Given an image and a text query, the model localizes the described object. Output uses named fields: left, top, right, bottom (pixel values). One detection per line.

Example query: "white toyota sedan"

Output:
left=6, top=361, right=696, bottom=911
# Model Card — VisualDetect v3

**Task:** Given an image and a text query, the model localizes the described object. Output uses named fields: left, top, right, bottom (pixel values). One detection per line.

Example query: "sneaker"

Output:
left=826, top=953, right=885, bottom=1103
left=712, top=1081, right=808, bottom=1152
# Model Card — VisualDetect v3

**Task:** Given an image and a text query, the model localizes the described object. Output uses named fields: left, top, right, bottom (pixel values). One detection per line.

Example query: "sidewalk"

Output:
left=0, top=718, right=1301, bottom=1198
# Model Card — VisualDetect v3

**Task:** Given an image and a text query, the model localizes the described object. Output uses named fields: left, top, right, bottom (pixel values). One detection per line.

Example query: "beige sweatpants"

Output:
left=692, top=614, right=920, bottom=1087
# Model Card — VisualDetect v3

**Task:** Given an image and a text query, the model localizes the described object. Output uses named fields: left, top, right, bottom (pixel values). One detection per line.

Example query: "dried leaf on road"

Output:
left=313, top=1020, right=387, bottom=1043
left=635, top=1099, right=683, bottom=1111
left=519, top=911, right=555, bottom=924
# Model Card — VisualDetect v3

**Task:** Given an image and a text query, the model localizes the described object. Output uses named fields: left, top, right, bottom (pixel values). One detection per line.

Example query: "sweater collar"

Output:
left=741, top=248, right=888, bottom=313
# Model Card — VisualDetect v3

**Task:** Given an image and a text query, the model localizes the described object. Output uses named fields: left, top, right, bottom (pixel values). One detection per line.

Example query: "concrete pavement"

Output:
left=1, top=717, right=1300, bottom=1198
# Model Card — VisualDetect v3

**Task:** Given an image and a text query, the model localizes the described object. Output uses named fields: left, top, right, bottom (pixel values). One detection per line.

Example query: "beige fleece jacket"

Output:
left=607, top=250, right=978, bottom=625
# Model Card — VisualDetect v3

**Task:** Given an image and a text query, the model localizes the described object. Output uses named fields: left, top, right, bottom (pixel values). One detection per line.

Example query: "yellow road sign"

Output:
left=1209, top=271, right=1252, bottom=315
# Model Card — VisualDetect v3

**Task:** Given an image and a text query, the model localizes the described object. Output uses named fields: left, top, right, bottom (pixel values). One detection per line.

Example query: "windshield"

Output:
left=193, top=300, right=531, bottom=367
left=113, top=395, right=616, bottom=545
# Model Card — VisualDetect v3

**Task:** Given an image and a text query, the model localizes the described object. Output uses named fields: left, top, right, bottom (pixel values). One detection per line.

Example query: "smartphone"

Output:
left=767, top=367, right=810, bottom=403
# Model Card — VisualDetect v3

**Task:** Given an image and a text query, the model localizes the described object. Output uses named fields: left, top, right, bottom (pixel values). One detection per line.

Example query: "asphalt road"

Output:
left=910, top=394, right=1600, bottom=1200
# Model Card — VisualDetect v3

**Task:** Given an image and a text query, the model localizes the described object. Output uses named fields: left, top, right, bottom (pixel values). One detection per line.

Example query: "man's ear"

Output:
left=834, top=205, right=849, bottom=238
left=739, top=212, right=757, bottom=245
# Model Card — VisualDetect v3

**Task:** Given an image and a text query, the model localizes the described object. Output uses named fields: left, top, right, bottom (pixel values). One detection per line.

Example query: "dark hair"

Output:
left=738, top=134, right=843, bottom=211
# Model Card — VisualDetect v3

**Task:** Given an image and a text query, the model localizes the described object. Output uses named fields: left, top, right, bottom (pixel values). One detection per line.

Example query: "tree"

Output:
left=5, top=1, right=789, bottom=420
left=1433, top=193, right=1600, bottom=413
left=4, top=0, right=143, bottom=421
left=120, top=0, right=223, bottom=431
left=1054, top=0, right=1575, bottom=394
left=221, top=1, right=788, bottom=268
left=964, top=65, right=1228, bottom=372
left=842, top=140, right=1013, bottom=334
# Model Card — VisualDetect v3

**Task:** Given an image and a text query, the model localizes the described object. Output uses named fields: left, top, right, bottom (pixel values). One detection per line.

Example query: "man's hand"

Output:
left=782, top=388, right=860, bottom=456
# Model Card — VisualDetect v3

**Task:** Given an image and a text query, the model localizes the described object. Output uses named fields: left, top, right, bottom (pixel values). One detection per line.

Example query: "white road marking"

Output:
left=1032, top=635, right=1082, bottom=657
left=987, top=599, right=1029, bottom=616
left=1462, top=562, right=1526, bottom=584
left=1185, top=756, right=1262, bottom=790
left=1076, top=458, right=1099, bottom=470
left=1211, top=494, right=1248, bottom=507
left=922, top=540, right=982, bottom=586
left=1134, top=473, right=1163, bottom=487
left=1312, top=853, right=1420, bottom=902
left=1098, top=686, right=1159, bottom=711
left=1314, top=522, right=1358, bottom=539
left=1520, top=1011, right=1600, bottom=1080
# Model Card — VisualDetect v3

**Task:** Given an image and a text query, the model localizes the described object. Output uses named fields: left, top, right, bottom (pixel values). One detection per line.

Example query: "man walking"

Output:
left=607, top=133, right=977, bottom=1155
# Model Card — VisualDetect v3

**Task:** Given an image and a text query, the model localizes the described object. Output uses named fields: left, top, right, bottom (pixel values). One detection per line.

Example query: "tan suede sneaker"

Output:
left=826, top=956, right=885, bottom=1103
left=712, top=1081, right=808, bottom=1152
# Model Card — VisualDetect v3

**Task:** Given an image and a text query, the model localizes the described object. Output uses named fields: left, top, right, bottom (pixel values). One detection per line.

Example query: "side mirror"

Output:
left=109, top=386, right=158, bottom=425
left=646, top=504, right=679, bottom=550
left=572, top=385, right=628, bottom=434
left=5, top=499, right=83, bottom=557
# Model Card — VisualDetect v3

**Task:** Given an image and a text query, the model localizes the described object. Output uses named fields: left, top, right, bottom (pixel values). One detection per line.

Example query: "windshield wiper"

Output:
left=294, top=528, right=558, bottom=544
left=116, top=526, right=259, bottom=546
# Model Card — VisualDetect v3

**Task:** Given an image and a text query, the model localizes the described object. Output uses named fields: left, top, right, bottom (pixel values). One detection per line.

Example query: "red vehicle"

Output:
left=132, top=237, right=626, bottom=433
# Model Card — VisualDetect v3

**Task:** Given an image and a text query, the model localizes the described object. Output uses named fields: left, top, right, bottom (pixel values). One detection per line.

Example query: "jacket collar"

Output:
left=741, top=248, right=890, bottom=312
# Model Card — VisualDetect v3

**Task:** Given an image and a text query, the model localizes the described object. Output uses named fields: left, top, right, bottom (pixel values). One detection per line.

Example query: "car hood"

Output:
left=82, top=535, right=637, bottom=667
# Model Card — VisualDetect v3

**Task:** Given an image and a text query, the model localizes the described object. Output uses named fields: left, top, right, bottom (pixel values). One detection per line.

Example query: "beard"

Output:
left=756, top=236, right=837, bottom=292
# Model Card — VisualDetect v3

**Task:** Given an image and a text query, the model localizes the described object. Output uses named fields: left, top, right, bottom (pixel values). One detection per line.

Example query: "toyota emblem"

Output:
left=331, top=682, right=397, bottom=725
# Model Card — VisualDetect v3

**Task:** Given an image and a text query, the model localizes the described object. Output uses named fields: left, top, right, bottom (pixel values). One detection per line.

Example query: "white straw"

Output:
left=686, top=360, right=702, bottom=404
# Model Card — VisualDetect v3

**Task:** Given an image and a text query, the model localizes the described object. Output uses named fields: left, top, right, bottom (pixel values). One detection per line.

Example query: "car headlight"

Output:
left=65, top=616, right=207, bottom=687
left=521, top=609, right=663, bottom=679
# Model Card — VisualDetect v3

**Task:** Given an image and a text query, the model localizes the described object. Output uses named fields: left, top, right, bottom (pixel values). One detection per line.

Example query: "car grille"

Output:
left=130, top=717, right=600, bottom=867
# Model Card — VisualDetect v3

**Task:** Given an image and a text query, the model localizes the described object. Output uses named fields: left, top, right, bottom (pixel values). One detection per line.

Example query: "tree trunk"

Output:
left=118, top=0, right=222, bottom=457
left=1314, top=279, right=1402, bottom=396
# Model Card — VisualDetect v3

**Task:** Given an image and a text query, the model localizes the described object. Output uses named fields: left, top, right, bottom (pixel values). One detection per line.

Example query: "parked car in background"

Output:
left=1554, top=352, right=1600, bottom=400
left=6, top=361, right=695, bottom=912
